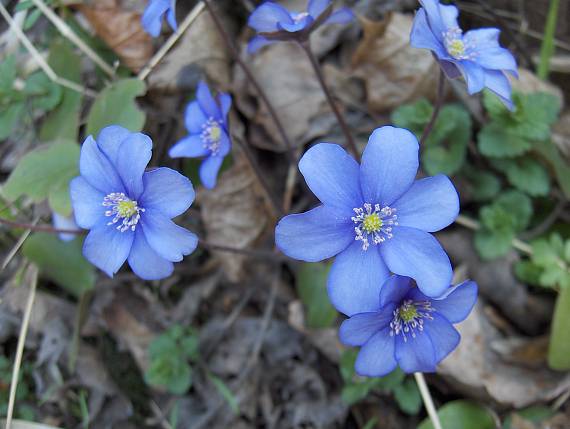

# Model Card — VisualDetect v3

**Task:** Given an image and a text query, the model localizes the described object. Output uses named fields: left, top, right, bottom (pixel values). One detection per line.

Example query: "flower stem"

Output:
left=414, top=372, right=443, bottom=429
left=299, top=41, right=360, bottom=160
left=420, top=69, right=445, bottom=144
left=0, top=216, right=83, bottom=235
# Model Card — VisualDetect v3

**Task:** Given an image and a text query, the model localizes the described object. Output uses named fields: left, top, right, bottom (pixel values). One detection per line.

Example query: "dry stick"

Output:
left=0, top=2, right=97, bottom=98
left=138, top=2, right=206, bottom=81
left=0, top=218, right=39, bottom=271
left=420, top=69, right=445, bottom=144
left=414, top=373, right=443, bottom=429
left=298, top=41, right=360, bottom=160
left=30, top=0, right=115, bottom=77
left=5, top=265, right=39, bottom=429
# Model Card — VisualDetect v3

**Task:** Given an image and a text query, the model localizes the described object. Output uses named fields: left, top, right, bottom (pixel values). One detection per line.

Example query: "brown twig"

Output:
left=420, top=69, right=445, bottom=144
left=0, top=216, right=83, bottom=235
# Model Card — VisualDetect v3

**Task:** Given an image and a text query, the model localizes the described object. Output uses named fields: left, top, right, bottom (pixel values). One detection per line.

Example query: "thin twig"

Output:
left=1, top=218, right=39, bottom=271
left=421, top=69, right=445, bottom=144
left=138, top=2, right=206, bottom=81
left=298, top=41, right=360, bottom=160
left=414, top=373, right=443, bottom=429
left=6, top=265, right=39, bottom=429
left=0, top=217, right=83, bottom=236
left=0, top=2, right=97, bottom=98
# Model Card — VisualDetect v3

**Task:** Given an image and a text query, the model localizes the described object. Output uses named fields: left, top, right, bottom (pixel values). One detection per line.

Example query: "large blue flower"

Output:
left=340, top=275, right=477, bottom=376
left=247, top=0, right=354, bottom=53
left=70, top=125, right=197, bottom=280
left=410, top=0, right=517, bottom=109
left=169, top=81, right=232, bottom=190
left=142, top=0, right=177, bottom=37
left=275, top=126, right=459, bottom=315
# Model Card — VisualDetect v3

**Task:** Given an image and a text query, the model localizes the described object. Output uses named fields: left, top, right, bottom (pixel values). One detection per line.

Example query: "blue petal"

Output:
left=141, top=208, right=198, bottom=262
left=53, top=212, right=78, bottom=242
left=379, top=226, right=452, bottom=298
left=278, top=16, right=311, bottom=32
left=142, top=0, right=169, bottom=37
left=80, top=135, right=124, bottom=194
left=128, top=230, right=174, bottom=280
left=328, top=242, right=391, bottom=316
left=379, top=275, right=414, bottom=308
left=217, top=130, right=232, bottom=157
left=169, top=135, right=209, bottom=158
left=83, top=225, right=134, bottom=277
left=393, top=175, right=459, bottom=232
left=308, top=0, right=330, bottom=18
left=140, top=167, right=195, bottom=218
left=275, top=205, right=353, bottom=262
left=166, top=2, right=177, bottom=31
left=464, top=28, right=501, bottom=50
left=419, top=0, right=446, bottom=38
left=355, top=327, right=398, bottom=377
left=196, top=81, right=222, bottom=120
left=395, top=330, right=437, bottom=373
left=339, top=306, right=395, bottom=346
left=484, top=70, right=514, bottom=110
left=439, top=59, right=462, bottom=78
left=184, top=101, right=207, bottom=134
left=457, top=61, right=485, bottom=94
left=218, top=93, right=232, bottom=120
left=70, top=177, right=105, bottom=229
left=438, top=3, right=459, bottom=29
left=199, top=156, right=224, bottom=189
left=324, top=8, right=355, bottom=24
left=96, top=125, right=131, bottom=164
left=247, top=35, right=276, bottom=54
left=360, top=126, right=419, bottom=206
left=116, top=133, right=152, bottom=199
left=429, top=280, right=478, bottom=323
left=247, top=2, right=294, bottom=32
left=410, top=8, right=447, bottom=58
left=476, top=48, right=518, bottom=74
left=424, top=313, right=460, bottom=364
left=299, top=143, right=363, bottom=214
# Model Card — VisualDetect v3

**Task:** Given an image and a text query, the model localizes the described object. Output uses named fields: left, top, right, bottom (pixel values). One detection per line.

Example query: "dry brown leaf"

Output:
left=77, top=0, right=153, bottom=72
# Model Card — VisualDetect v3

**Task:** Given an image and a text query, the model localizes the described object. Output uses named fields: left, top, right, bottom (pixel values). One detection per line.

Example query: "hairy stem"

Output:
left=420, top=69, right=445, bottom=144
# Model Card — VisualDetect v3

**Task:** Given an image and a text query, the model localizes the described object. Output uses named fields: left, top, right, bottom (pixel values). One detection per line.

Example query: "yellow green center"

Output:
left=117, top=200, right=138, bottom=218
left=448, top=39, right=465, bottom=58
left=399, top=305, right=418, bottom=323
left=209, top=125, right=222, bottom=142
left=362, top=213, right=382, bottom=233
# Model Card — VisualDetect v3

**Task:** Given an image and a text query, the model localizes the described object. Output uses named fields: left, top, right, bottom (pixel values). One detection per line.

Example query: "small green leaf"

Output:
left=24, top=72, right=62, bottom=111
left=463, top=168, right=501, bottom=202
left=362, top=417, right=379, bottom=429
left=296, top=262, right=337, bottom=329
left=478, top=123, right=532, bottom=158
left=548, top=286, right=570, bottom=370
left=0, top=55, right=17, bottom=93
left=208, top=373, right=240, bottom=414
left=394, top=378, right=421, bottom=415
left=534, top=142, right=570, bottom=199
left=492, top=157, right=550, bottom=196
left=474, top=229, right=514, bottom=260
left=0, top=102, right=25, bottom=140
left=417, top=400, right=495, bottom=429
left=391, top=98, right=433, bottom=137
left=340, top=349, right=358, bottom=382
left=144, top=353, right=192, bottom=395
left=529, top=234, right=570, bottom=289
left=341, top=381, right=376, bottom=406
left=514, top=260, right=543, bottom=285
left=85, top=78, right=146, bottom=137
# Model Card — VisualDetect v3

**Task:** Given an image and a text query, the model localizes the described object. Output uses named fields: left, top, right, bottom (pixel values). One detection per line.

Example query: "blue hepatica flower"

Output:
left=340, top=275, right=477, bottom=376
left=142, top=0, right=177, bottom=37
left=169, top=81, right=232, bottom=190
left=275, top=126, right=459, bottom=316
left=70, top=125, right=198, bottom=280
left=410, top=0, right=518, bottom=109
left=247, top=0, right=355, bottom=53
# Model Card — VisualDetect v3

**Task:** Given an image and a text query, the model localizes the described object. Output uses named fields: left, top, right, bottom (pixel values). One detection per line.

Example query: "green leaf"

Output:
left=373, top=368, right=406, bottom=391
left=529, top=234, right=570, bottom=289
left=362, top=418, right=379, bottom=429
left=340, top=349, right=358, bottom=382
left=548, top=286, right=570, bottom=370
left=478, top=123, right=532, bottom=158
left=537, top=0, right=560, bottom=79
left=492, top=157, right=550, bottom=196
left=296, top=262, right=337, bottom=329
left=144, top=353, right=192, bottom=395
left=417, top=400, right=495, bottom=429
left=85, top=78, right=146, bottom=137
left=503, top=405, right=557, bottom=429
left=534, top=141, right=570, bottom=199
left=22, top=233, right=95, bottom=298
left=463, top=168, right=501, bottom=202
left=0, top=55, right=17, bottom=93
left=514, top=260, right=543, bottom=285
left=394, top=378, right=421, bottom=415
left=341, top=381, right=376, bottom=406
left=0, top=101, right=25, bottom=140
left=474, top=228, right=514, bottom=260
left=208, top=373, right=240, bottom=414
left=24, top=72, right=62, bottom=111
left=391, top=98, right=433, bottom=137
left=2, top=140, right=80, bottom=216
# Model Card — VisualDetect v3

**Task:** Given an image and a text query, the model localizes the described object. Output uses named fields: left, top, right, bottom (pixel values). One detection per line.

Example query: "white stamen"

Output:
left=351, top=203, right=398, bottom=251
left=201, top=117, right=223, bottom=155
left=389, top=300, right=435, bottom=342
left=443, top=27, right=477, bottom=60
left=102, top=192, right=145, bottom=232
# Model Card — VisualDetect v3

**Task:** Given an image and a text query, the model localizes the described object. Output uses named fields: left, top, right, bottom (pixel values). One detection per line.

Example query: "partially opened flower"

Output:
left=142, top=0, right=177, bottom=37
left=70, top=125, right=197, bottom=280
left=340, top=275, right=477, bottom=376
left=410, top=0, right=517, bottom=109
left=275, top=126, right=459, bottom=315
left=247, top=0, right=354, bottom=53
left=169, top=81, right=232, bottom=189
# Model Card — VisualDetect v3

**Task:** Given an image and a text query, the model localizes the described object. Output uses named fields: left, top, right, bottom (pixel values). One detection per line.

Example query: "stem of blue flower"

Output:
left=0, top=216, right=84, bottom=235
left=420, top=69, right=445, bottom=145
left=414, top=372, right=443, bottom=429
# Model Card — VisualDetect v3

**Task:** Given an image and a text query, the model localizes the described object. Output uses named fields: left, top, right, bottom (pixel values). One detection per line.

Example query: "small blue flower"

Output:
left=52, top=212, right=78, bottom=242
left=142, top=0, right=177, bottom=37
left=247, top=0, right=355, bottom=53
left=410, top=0, right=518, bottom=109
left=70, top=125, right=197, bottom=280
left=340, top=275, right=477, bottom=376
left=169, top=81, right=232, bottom=190
left=275, top=126, right=459, bottom=316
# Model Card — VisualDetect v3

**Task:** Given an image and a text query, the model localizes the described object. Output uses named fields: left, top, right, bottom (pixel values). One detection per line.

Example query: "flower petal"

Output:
left=425, top=313, right=461, bottom=363
left=360, top=126, right=419, bottom=206
left=247, top=1, right=293, bottom=32
left=275, top=205, right=353, bottom=262
left=484, top=70, right=514, bottom=110
left=217, top=130, right=232, bottom=157
left=80, top=135, right=124, bottom=194
left=393, top=175, right=459, bottom=232
left=196, top=81, right=222, bottom=120
left=141, top=208, right=198, bottom=262
left=438, top=3, right=459, bottom=29
left=96, top=125, right=131, bottom=164
left=308, top=0, right=330, bottom=18
left=219, top=93, right=232, bottom=119
left=395, top=330, right=437, bottom=373
left=477, top=48, right=518, bottom=74
left=355, top=327, right=398, bottom=377
left=199, top=156, right=224, bottom=189
left=439, top=60, right=462, bottom=78
left=128, top=230, right=174, bottom=280
left=457, top=61, right=485, bottom=94
left=339, top=306, right=395, bottom=346
left=70, top=177, right=105, bottom=229
left=166, top=3, right=177, bottom=31
left=429, top=280, right=478, bottom=323
left=324, top=8, right=355, bottom=24
left=83, top=225, right=134, bottom=277
left=247, top=35, right=276, bottom=54
left=53, top=212, right=78, bottom=242
left=140, top=167, right=195, bottom=218
left=278, top=17, right=311, bottom=32
left=169, top=135, right=209, bottom=158
left=184, top=101, right=208, bottom=134
left=419, top=0, right=446, bottom=37
left=328, top=242, right=391, bottom=316
left=379, top=275, right=414, bottom=308
left=116, top=132, right=152, bottom=199
left=410, top=8, right=448, bottom=58
left=142, top=0, right=169, bottom=37
left=299, top=143, right=363, bottom=213
left=380, top=226, right=452, bottom=298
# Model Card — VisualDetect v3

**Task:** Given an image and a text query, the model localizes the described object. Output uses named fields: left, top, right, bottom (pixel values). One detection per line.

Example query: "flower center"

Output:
left=103, top=192, right=145, bottom=232
left=443, top=28, right=474, bottom=60
left=201, top=117, right=223, bottom=155
left=390, top=300, right=435, bottom=342
left=352, top=203, right=398, bottom=251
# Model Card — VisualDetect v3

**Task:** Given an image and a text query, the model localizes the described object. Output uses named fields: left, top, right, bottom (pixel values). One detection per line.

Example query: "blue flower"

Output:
left=340, top=275, right=477, bottom=376
left=410, top=0, right=518, bottom=109
left=70, top=125, right=198, bottom=280
left=52, top=212, right=78, bottom=242
left=169, top=81, right=232, bottom=190
left=142, top=0, right=177, bottom=37
left=275, top=126, right=459, bottom=315
left=247, top=0, right=355, bottom=53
